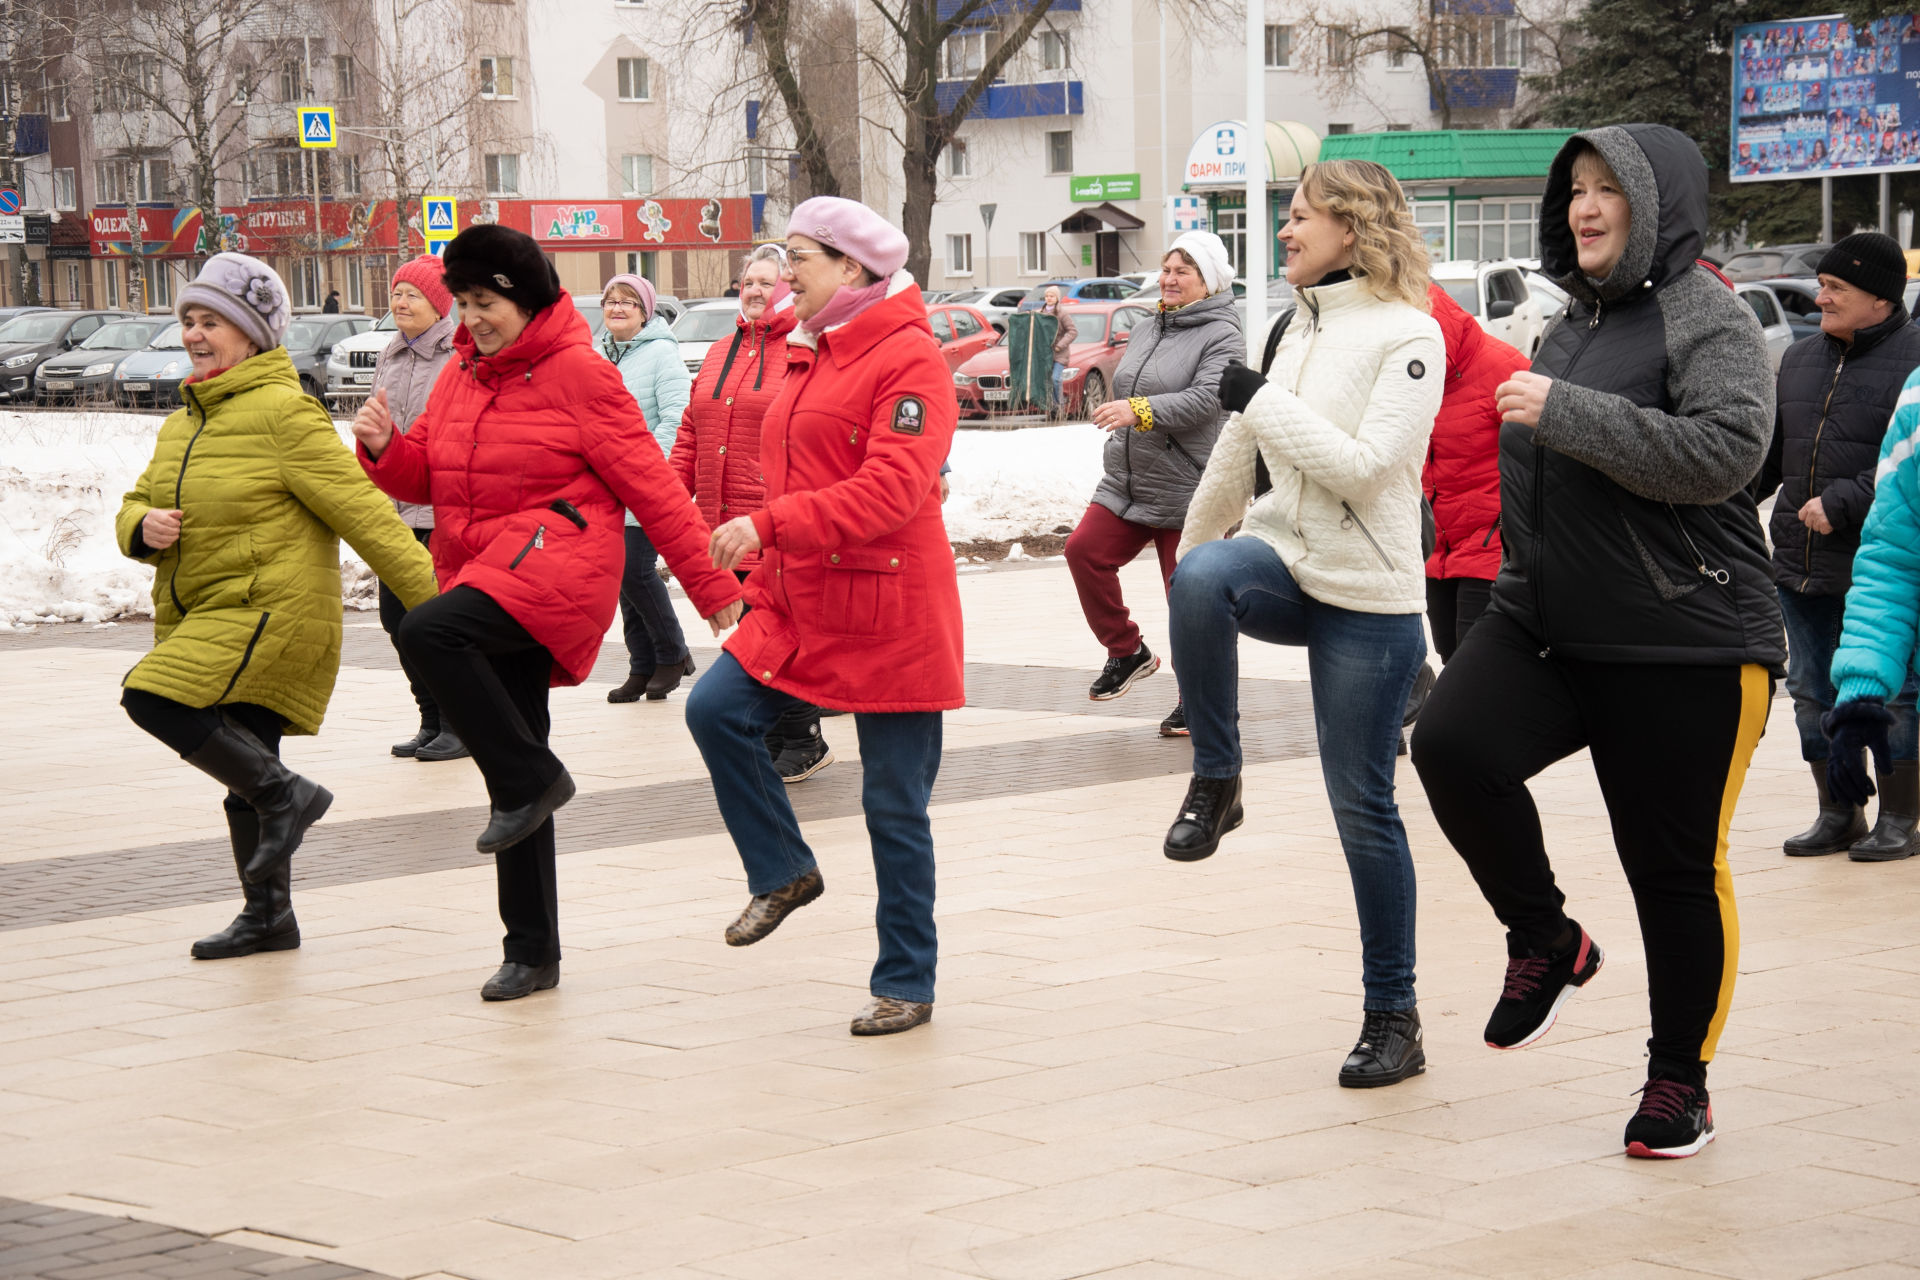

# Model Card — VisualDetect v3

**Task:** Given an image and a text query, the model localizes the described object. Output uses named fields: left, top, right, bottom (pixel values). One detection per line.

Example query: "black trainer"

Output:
left=1089, top=644, right=1159, bottom=701
left=775, top=733, right=835, bottom=784
left=1484, top=922, right=1604, bottom=1049
left=1624, top=1077, right=1714, bottom=1158
left=1163, top=774, right=1243, bottom=861
left=1338, top=1008, right=1426, bottom=1088
left=1158, top=701, right=1189, bottom=737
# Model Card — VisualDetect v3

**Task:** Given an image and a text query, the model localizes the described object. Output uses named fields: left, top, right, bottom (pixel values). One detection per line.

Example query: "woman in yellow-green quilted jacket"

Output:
left=117, top=253, right=438, bottom=962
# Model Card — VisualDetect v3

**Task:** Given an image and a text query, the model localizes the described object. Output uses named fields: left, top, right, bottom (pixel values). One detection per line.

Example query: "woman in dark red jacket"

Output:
left=688, top=197, right=963, bottom=1037
left=353, top=226, right=743, bottom=1001
left=1423, top=284, right=1528, bottom=662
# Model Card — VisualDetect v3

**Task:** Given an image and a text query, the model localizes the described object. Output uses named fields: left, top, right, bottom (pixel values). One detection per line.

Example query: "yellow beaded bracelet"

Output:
left=1129, top=396, right=1154, bottom=432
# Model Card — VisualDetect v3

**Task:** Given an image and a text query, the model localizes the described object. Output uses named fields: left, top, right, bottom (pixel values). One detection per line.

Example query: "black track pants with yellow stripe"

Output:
left=1412, top=609, right=1772, bottom=1079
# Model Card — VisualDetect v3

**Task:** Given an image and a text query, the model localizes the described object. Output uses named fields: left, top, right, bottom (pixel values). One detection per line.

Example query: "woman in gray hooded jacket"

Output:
left=1063, top=230, right=1243, bottom=737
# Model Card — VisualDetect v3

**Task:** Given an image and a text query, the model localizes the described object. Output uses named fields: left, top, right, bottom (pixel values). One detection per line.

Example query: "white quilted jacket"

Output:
left=1177, top=276, right=1444, bottom=615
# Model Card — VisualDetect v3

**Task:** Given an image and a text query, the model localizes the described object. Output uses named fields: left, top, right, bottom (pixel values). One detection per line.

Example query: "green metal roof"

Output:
left=1315, top=129, right=1578, bottom=181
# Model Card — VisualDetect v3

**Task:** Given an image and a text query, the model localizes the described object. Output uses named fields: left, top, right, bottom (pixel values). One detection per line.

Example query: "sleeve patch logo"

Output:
left=891, top=396, right=926, bottom=435
left=1407, top=359, right=1426, bottom=380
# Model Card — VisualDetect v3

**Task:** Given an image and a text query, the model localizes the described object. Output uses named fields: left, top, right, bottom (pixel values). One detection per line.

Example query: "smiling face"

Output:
left=783, top=234, right=867, bottom=322
left=1278, top=187, right=1356, bottom=288
left=1159, top=253, right=1208, bottom=306
left=179, top=305, right=259, bottom=377
left=601, top=285, right=646, bottom=341
left=389, top=282, right=439, bottom=339
left=456, top=286, right=532, bottom=355
left=739, top=258, right=781, bottom=320
left=1567, top=150, right=1633, bottom=281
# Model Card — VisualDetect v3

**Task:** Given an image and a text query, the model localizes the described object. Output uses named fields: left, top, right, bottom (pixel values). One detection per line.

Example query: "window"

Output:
left=929, top=311, right=953, bottom=343
left=346, top=257, right=364, bottom=310
left=1413, top=202, right=1448, bottom=258
left=93, top=55, right=159, bottom=111
left=1040, top=31, right=1070, bottom=70
left=952, top=310, right=981, bottom=339
left=334, top=55, right=357, bottom=100
left=1019, top=231, right=1046, bottom=274
left=245, top=148, right=309, bottom=198
left=278, top=59, right=302, bottom=102
left=94, top=156, right=169, bottom=203
left=947, top=234, right=973, bottom=275
left=52, top=168, right=75, bottom=211
left=1111, top=307, right=1146, bottom=340
left=1388, top=28, right=1411, bottom=68
left=1327, top=26, right=1353, bottom=66
left=1440, top=16, right=1527, bottom=67
left=1743, top=288, right=1782, bottom=328
left=47, top=80, right=68, bottom=121
left=339, top=154, right=362, bottom=195
left=1327, top=123, right=1354, bottom=135
left=949, top=138, right=970, bottom=177
left=1216, top=208, right=1246, bottom=277
left=479, top=56, right=514, bottom=98
left=484, top=152, right=520, bottom=195
left=104, top=261, right=120, bottom=309
left=746, top=154, right=765, bottom=194
left=1046, top=130, right=1072, bottom=174
left=1453, top=201, right=1536, bottom=260
left=1264, top=24, right=1292, bottom=68
left=620, top=153, right=654, bottom=195
left=290, top=258, right=319, bottom=309
left=1387, top=122, right=1413, bottom=131
left=141, top=260, right=172, bottom=309
left=64, top=262, right=82, bottom=304
left=623, top=250, right=658, bottom=278
left=617, top=57, right=650, bottom=101
left=946, top=29, right=995, bottom=78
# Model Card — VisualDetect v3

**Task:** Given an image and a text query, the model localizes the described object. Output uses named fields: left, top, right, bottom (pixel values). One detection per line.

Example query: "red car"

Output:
left=926, top=303, right=998, bottom=372
left=951, top=301, right=1153, bottom=418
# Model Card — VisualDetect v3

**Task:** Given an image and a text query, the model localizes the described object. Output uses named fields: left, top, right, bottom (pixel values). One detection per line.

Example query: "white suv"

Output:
left=325, top=313, right=397, bottom=409
left=1428, top=259, right=1547, bottom=357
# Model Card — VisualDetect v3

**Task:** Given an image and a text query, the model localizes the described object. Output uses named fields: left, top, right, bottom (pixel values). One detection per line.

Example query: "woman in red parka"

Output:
left=1423, top=284, right=1528, bottom=662
left=688, top=196, right=963, bottom=1037
left=352, top=226, right=744, bottom=1002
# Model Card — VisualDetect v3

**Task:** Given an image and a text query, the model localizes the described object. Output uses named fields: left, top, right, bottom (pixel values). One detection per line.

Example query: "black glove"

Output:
left=1823, top=696, right=1892, bottom=807
left=1218, top=361, right=1267, bottom=415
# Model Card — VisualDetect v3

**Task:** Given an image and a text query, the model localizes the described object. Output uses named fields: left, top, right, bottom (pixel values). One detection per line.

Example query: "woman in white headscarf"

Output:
left=1063, top=230, right=1243, bottom=738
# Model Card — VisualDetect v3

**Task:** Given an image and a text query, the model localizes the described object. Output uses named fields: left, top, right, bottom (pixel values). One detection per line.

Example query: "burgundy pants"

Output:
left=1064, top=502, right=1180, bottom=657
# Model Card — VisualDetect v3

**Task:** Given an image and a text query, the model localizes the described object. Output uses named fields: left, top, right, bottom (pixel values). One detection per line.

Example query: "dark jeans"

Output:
left=1168, top=537, right=1426, bottom=1012
left=121, top=689, right=282, bottom=815
left=621, top=525, right=690, bottom=680
left=1065, top=501, right=1180, bottom=658
left=685, top=651, right=942, bottom=1004
left=732, top=567, right=821, bottom=749
left=1777, top=586, right=1918, bottom=763
left=1410, top=609, right=1772, bottom=1084
left=396, top=586, right=562, bottom=966
left=378, top=527, right=440, bottom=727
left=1425, top=576, right=1493, bottom=665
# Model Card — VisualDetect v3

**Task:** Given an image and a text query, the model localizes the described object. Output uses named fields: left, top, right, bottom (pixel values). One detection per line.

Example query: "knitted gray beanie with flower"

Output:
left=176, top=252, right=292, bottom=351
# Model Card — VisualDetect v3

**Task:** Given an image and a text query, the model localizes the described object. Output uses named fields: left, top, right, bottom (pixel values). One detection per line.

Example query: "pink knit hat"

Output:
left=601, top=272, right=657, bottom=321
left=787, top=196, right=908, bottom=278
left=391, top=254, right=452, bottom=318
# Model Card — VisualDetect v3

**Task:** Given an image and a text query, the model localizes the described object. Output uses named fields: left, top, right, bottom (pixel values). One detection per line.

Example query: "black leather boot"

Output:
left=477, top=770, right=576, bottom=854
left=183, top=717, right=333, bottom=884
left=1163, top=774, right=1244, bottom=862
left=191, top=809, right=300, bottom=959
left=1338, top=1008, right=1426, bottom=1088
left=1852, top=760, right=1919, bottom=862
left=391, top=716, right=439, bottom=758
left=1784, top=761, right=1868, bottom=856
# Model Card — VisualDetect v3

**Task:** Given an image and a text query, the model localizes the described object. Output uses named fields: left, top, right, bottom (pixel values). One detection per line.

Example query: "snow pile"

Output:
left=944, top=423, right=1105, bottom=542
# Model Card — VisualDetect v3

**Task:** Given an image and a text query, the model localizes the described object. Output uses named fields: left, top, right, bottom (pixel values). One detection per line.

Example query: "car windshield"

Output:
left=674, top=308, right=741, bottom=341
left=374, top=312, right=397, bottom=330
left=147, top=322, right=185, bottom=350
left=1059, top=307, right=1105, bottom=341
left=1021, top=283, right=1072, bottom=306
left=81, top=321, right=162, bottom=350
left=0, top=314, right=72, bottom=343
left=1725, top=252, right=1784, bottom=275
left=285, top=320, right=331, bottom=350
left=1439, top=280, right=1480, bottom=315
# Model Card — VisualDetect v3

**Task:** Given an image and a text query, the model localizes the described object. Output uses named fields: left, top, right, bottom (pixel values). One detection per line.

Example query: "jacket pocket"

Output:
left=1615, top=508, right=1702, bottom=601
left=1340, top=502, right=1396, bottom=572
left=817, top=547, right=905, bottom=638
left=216, top=611, right=270, bottom=703
left=1166, top=436, right=1206, bottom=477
left=473, top=511, right=563, bottom=574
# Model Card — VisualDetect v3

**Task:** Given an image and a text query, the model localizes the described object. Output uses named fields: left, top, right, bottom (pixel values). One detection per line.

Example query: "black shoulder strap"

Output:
left=1252, top=307, right=1295, bottom=496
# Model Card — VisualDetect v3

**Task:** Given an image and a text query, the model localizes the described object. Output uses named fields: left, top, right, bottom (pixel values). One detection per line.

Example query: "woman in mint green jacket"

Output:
left=599, top=273, right=696, bottom=702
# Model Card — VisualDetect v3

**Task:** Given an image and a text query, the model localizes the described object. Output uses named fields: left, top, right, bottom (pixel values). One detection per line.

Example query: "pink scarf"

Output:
left=801, top=276, right=891, bottom=334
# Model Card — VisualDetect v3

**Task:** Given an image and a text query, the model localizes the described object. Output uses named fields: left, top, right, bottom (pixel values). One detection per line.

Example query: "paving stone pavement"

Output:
left=0, top=1196, right=393, bottom=1279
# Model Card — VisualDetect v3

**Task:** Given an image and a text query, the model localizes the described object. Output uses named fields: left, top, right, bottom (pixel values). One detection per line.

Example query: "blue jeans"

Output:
left=1778, top=586, right=1918, bottom=762
left=620, top=525, right=690, bottom=679
left=1169, top=537, right=1426, bottom=1011
left=1052, top=360, right=1068, bottom=412
left=685, top=652, right=943, bottom=1004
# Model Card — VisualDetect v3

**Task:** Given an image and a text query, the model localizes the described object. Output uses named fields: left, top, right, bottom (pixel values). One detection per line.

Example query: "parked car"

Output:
left=672, top=298, right=744, bottom=376
left=0, top=305, right=55, bottom=328
left=952, top=300, right=1152, bottom=418
left=926, top=304, right=998, bottom=373
left=1429, top=259, right=1545, bottom=357
left=942, top=286, right=1028, bottom=332
left=284, top=314, right=376, bottom=398
left=0, top=310, right=134, bottom=402
left=1720, top=243, right=1830, bottom=282
left=1015, top=277, right=1139, bottom=310
left=1735, top=283, right=1795, bottom=371
left=113, top=322, right=191, bottom=409
left=324, top=312, right=398, bottom=407
left=1762, top=277, right=1827, bottom=340
left=32, top=317, right=173, bottom=405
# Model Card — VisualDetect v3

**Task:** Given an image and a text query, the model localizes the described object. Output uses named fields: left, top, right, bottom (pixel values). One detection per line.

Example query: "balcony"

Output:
left=936, top=0, right=1079, bottom=17
left=1431, top=68, right=1519, bottom=111
left=934, top=79, right=1082, bottom=120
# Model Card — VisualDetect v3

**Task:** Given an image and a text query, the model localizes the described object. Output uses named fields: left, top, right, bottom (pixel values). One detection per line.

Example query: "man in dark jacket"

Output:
left=1754, top=232, right=1920, bottom=860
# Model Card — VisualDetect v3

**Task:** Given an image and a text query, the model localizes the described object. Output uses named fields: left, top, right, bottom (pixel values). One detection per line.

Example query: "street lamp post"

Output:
left=980, top=203, right=996, bottom=288
left=1243, top=0, right=1267, bottom=362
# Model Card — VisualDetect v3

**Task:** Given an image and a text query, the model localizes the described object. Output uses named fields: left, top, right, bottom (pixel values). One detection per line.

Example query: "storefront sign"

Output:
left=1185, top=121, right=1258, bottom=186
left=1070, top=173, right=1141, bottom=202
left=24, top=213, right=50, bottom=245
left=533, top=203, right=623, bottom=241
left=87, top=206, right=205, bottom=257
left=216, top=200, right=402, bottom=253
left=492, top=197, right=753, bottom=249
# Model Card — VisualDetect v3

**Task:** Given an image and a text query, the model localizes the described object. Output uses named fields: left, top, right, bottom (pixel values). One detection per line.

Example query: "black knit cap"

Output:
left=440, top=224, right=562, bottom=314
left=1816, top=232, right=1907, bottom=305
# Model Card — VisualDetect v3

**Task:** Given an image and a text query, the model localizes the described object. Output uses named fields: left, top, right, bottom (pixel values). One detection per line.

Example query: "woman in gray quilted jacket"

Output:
left=1063, top=230, right=1243, bottom=737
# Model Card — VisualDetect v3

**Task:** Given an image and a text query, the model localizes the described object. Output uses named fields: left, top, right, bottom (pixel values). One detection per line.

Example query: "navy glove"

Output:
left=1219, top=361, right=1267, bottom=415
left=1823, top=696, right=1892, bottom=807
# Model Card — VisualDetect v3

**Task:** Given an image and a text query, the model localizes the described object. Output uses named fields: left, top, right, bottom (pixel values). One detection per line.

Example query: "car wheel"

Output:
left=300, top=376, right=320, bottom=398
left=1080, top=371, right=1106, bottom=417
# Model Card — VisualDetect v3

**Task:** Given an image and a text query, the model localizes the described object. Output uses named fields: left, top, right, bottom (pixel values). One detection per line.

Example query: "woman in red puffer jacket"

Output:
left=1423, top=284, right=1528, bottom=662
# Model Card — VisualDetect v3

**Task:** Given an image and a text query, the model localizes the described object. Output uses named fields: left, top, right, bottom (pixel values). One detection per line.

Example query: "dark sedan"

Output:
left=113, top=322, right=190, bottom=409
left=0, top=310, right=134, bottom=401
left=33, top=317, right=173, bottom=405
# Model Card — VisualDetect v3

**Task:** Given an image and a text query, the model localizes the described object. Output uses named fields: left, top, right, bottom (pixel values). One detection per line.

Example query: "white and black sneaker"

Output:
left=1624, top=1076, right=1714, bottom=1159
left=1089, top=644, right=1159, bottom=701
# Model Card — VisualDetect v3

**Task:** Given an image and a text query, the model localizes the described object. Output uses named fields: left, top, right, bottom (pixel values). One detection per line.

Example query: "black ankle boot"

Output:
left=1163, top=774, right=1244, bottom=862
left=1785, top=761, right=1868, bottom=855
left=1853, top=760, right=1919, bottom=861
left=182, top=717, right=332, bottom=884
left=1338, top=1008, right=1426, bottom=1088
left=191, top=809, right=300, bottom=959
left=392, top=719, right=439, bottom=758
left=477, top=770, right=577, bottom=854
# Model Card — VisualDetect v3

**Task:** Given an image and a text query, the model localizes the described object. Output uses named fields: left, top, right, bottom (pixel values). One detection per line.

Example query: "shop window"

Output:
left=1216, top=208, right=1247, bottom=278
left=290, top=258, right=320, bottom=309
left=1454, top=200, right=1536, bottom=261
left=1019, top=231, right=1046, bottom=274
left=623, top=251, right=658, bottom=278
left=64, top=262, right=82, bottom=304
left=104, top=262, right=120, bottom=309
left=345, top=257, right=365, bottom=310
left=947, top=234, right=973, bottom=275
left=142, top=260, right=173, bottom=309
left=1414, top=202, right=1449, bottom=258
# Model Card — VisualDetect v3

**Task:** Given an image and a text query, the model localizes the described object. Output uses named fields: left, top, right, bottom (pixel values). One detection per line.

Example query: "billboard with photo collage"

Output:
left=1731, top=13, right=1920, bottom=181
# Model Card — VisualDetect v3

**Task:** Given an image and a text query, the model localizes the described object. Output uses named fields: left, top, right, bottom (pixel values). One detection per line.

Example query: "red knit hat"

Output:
left=391, top=254, right=452, bottom=318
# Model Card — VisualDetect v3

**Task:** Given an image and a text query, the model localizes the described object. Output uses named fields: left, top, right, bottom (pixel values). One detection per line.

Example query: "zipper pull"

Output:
left=534, top=528, right=544, bottom=549
left=1588, top=302, right=1603, bottom=331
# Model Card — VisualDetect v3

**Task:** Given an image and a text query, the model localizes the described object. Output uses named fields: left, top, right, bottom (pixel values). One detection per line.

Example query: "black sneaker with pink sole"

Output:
left=1624, top=1076, right=1714, bottom=1159
left=1484, top=921, right=1604, bottom=1049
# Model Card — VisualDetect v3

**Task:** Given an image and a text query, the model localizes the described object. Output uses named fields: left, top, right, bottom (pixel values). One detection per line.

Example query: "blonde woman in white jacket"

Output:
left=1165, top=159, right=1444, bottom=1089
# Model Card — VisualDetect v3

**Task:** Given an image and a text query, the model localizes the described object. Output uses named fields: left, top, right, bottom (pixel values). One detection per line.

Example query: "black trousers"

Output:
left=396, top=585, right=562, bottom=966
left=1410, top=609, right=1771, bottom=1083
left=1425, top=576, right=1494, bottom=665
left=378, top=527, right=441, bottom=728
left=121, top=688, right=282, bottom=815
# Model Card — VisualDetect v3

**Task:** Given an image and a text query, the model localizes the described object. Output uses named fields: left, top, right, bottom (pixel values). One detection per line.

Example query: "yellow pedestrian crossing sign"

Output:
left=422, top=197, right=457, bottom=244
left=298, top=107, right=336, bottom=148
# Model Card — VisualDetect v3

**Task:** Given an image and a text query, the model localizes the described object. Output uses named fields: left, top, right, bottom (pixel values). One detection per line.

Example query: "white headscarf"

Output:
left=1168, top=230, right=1234, bottom=295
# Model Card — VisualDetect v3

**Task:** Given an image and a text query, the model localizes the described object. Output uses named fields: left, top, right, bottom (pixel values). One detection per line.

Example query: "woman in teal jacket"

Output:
left=600, top=273, right=696, bottom=701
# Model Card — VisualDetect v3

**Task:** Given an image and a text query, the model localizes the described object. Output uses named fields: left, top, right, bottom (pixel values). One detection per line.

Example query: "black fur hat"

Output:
left=441, top=224, right=562, bottom=313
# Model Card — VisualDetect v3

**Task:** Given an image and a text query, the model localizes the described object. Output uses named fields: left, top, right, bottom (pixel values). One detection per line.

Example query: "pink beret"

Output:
left=601, top=272, right=658, bottom=321
left=787, top=196, right=908, bottom=278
